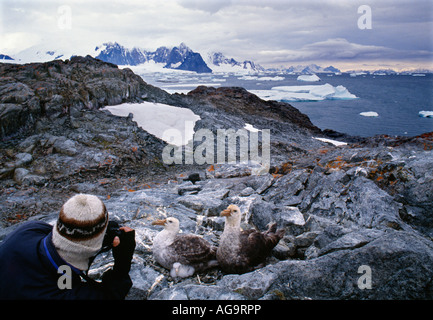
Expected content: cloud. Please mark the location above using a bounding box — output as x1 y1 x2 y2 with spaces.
258 38 433 66
0 32 41 55
176 0 233 14
0 0 432 70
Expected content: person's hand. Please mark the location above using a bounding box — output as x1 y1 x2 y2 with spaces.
112 226 134 247
111 226 136 275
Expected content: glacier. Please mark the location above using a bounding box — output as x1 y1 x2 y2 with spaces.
249 83 358 102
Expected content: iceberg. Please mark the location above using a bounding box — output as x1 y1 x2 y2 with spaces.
419 111 433 118
103 102 200 146
249 83 358 102
258 76 285 81
297 74 321 82
360 111 379 117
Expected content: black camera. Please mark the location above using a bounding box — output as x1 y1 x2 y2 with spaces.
101 220 123 252
87 221 124 269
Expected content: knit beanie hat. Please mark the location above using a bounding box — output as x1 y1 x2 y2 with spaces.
52 194 109 271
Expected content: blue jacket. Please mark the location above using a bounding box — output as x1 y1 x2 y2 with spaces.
0 221 132 300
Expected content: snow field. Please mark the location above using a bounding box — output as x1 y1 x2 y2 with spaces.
103 102 201 146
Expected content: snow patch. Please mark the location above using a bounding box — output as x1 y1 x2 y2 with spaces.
244 123 260 132
103 102 200 146
313 137 348 146
167 62 182 69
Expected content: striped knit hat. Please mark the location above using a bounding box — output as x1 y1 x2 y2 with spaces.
52 194 109 270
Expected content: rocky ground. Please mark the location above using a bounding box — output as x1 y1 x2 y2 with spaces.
1 57 432 300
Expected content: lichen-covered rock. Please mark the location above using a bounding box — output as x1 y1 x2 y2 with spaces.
0 56 172 137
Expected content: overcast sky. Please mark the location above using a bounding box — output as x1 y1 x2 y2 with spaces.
1 0 432 70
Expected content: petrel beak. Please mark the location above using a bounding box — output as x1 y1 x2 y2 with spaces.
221 208 232 217
152 219 167 226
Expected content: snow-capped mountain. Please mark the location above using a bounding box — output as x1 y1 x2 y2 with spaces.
323 66 341 73
4 42 212 74
94 42 212 73
206 52 265 73
94 43 148 66
3 40 99 64
5 47 67 64
163 43 211 73
3 43 431 76
94 43 265 74
2 42 340 75
282 64 341 74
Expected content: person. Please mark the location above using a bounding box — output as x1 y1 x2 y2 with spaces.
0 193 135 299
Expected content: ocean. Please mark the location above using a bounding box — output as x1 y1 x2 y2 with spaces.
138 71 433 138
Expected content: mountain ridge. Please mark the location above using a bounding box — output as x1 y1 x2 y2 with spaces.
2 43 432 74
94 42 212 73
205 51 265 73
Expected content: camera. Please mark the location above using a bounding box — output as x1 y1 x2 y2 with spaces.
87 221 124 269
101 220 123 252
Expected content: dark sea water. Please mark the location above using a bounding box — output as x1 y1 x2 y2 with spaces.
142 72 433 138
290 74 433 138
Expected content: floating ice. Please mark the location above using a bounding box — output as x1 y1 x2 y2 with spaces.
162 83 223 88
360 111 379 117
249 83 357 102
238 75 284 81
103 102 200 146
350 72 367 77
419 111 433 118
297 74 321 82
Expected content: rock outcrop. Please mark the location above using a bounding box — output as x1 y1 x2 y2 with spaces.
0 55 172 138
